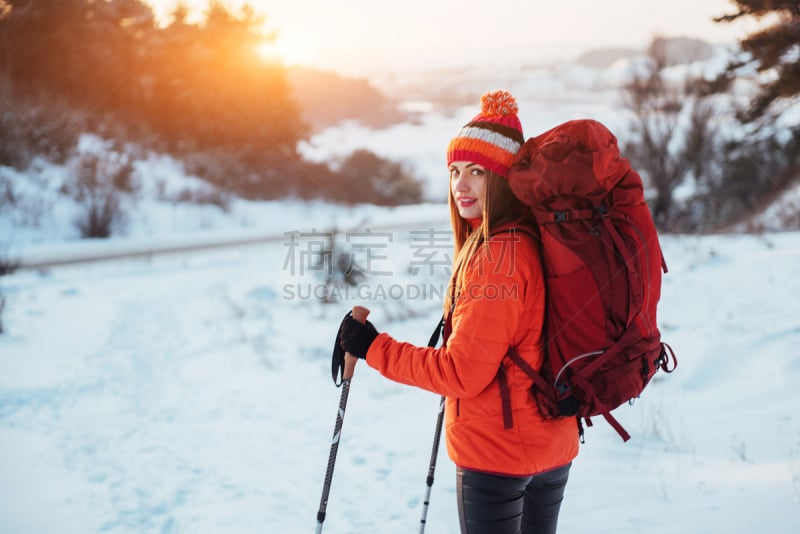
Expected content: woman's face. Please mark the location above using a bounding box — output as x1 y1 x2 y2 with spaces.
449 161 486 219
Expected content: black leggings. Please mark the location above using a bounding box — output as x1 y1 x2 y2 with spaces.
456 463 571 534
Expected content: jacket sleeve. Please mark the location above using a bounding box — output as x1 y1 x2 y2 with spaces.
366 235 532 398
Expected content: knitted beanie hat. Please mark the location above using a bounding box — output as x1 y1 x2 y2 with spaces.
447 90 524 178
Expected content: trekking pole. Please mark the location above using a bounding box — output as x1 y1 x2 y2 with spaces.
315 305 370 534
419 316 446 533
419 395 445 533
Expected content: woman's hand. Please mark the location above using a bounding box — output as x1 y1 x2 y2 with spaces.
338 313 378 360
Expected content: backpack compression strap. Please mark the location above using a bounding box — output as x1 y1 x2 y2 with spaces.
497 347 561 430
506 346 559 415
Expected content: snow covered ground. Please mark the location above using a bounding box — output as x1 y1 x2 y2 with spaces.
1 210 799 533
2 44 799 533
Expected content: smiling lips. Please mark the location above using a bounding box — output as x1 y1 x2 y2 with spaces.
458 197 477 207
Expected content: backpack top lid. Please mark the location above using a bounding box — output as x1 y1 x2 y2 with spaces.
508 119 643 211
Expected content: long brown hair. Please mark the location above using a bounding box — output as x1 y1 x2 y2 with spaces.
445 170 528 312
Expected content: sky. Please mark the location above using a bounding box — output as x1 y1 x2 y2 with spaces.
144 0 766 75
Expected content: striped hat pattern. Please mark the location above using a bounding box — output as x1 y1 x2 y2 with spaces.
447 90 524 178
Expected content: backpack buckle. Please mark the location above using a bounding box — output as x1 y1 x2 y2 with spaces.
556 382 571 395
554 211 568 223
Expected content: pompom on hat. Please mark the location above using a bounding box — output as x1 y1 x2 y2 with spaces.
447 90 524 178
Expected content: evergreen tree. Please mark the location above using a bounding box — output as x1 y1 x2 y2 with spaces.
0 0 154 114
715 0 800 120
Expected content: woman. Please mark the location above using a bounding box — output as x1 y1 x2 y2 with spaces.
338 90 579 534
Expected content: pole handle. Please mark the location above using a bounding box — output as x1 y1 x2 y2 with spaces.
343 305 370 380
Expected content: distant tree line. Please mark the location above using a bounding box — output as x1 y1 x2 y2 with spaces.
0 0 422 206
622 1 800 232
288 67 409 130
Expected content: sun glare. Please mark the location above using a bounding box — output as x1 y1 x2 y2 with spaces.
255 37 313 67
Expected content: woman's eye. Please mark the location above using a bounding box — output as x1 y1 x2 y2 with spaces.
449 168 459 179
471 168 484 176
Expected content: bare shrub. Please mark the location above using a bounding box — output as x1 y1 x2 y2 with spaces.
110 158 137 193
67 153 129 238
621 44 718 230
712 127 800 231
0 96 84 170
166 143 422 206
309 228 365 304
334 149 423 206
74 193 122 238
182 148 294 200
623 40 763 231
0 172 15 207
0 251 17 335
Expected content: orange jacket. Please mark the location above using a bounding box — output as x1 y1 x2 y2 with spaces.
367 228 579 475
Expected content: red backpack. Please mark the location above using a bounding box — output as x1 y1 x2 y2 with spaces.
505 119 677 442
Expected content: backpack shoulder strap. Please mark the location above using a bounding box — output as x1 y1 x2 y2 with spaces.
485 222 547 429
489 218 538 241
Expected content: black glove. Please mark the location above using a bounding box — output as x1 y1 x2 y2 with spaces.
339 313 378 360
